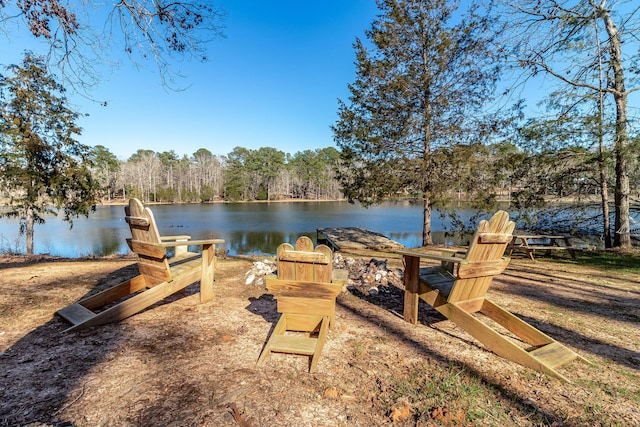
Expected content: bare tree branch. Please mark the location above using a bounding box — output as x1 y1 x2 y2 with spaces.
1 0 226 92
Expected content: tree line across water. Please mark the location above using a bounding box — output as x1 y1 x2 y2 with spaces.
92 145 345 203
89 139 640 208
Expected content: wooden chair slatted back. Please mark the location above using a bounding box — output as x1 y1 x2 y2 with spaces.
270 236 340 327
125 198 171 285
448 211 515 303
276 236 333 283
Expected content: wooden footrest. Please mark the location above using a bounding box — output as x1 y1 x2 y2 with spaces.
269 335 318 356
56 304 96 326
529 341 578 368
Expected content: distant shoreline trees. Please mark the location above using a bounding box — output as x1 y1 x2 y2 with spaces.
95 146 346 203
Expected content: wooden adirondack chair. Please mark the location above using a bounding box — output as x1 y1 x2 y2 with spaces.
257 236 347 373
399 210 590 382
56 198 224 332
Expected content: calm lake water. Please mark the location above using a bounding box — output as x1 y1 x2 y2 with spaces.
0 201 478 257
2 200 632 257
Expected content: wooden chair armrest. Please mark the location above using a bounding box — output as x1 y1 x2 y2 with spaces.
160 235 192 241
397 249 464 265
439 248 467 258
160 239 225 248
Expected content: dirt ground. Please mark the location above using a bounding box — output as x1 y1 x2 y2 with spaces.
0 251 638 426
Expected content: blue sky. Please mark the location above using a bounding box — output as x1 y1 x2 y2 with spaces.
3 1 380 160
4 2 637 161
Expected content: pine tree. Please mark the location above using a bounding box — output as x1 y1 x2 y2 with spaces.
0 52 99 255
332 0 503 245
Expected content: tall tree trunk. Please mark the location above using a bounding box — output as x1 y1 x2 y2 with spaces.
421 115 433 247
601 8 631 248
26 205 34 255
613 92 630 248
422 195 432 246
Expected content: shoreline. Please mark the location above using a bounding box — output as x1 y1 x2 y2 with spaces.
97 195 610 206
98 197 349 206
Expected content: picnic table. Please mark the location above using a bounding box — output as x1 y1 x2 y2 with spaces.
507 234 577 261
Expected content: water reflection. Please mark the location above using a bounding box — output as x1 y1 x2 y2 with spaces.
225 231 316 255
90 227 125 257
0 202 429 257
1 201 630 257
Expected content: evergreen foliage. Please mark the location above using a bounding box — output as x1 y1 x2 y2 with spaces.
0 52 99 254
332 0 505 245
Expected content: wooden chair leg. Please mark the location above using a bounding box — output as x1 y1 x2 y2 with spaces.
200 243 215 302
257 314 288 367
309 316 330 373
438 302 582 382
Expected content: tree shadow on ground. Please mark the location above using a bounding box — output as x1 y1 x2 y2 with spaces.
336 286 567 425
0 259 206 426
0 263 137 425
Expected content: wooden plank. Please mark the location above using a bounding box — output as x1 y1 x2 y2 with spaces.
56 303 95 325
314 245 333 283
317 227 404 251
477 232 513 244
199 244 215 303
279 251 328 264
397 250 463 265
277 243 296 280
268 335 318 355
452 297 484 314
169 257 202 278
265 278 342 298
160 235 192 241
137 262 172 285
295 236 315 252
161 238 225 247
125 216 150 228
456 258 510 279
310 316 330 373
257 315 287 367
283 314 324 332
77 275 148 310
480 299 554 346
276 296 335 318
419 266 455 281
127 239 167 259
418 274 454 294
529 342 578 368
64 267 202 332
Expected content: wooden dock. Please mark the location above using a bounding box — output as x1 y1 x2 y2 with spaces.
316 227 404 252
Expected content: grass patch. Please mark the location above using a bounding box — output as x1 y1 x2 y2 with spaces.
576 250 640 273
378 361 553 425
539 249 640 274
